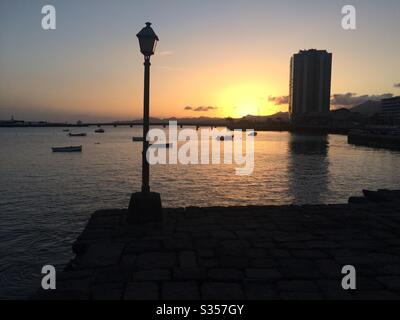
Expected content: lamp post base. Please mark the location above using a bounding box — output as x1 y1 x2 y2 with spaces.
128 192 163 224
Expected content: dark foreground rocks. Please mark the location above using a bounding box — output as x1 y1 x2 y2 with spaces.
34 194 400 300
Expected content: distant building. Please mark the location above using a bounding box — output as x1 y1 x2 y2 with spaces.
289 49 332 121
381 96 400 125
0 116 25 127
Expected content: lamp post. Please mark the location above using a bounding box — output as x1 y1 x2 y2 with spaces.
137 22 158 193
128 22 162 223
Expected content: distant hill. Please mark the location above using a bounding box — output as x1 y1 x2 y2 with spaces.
241 112 289 122
266 111 289 121
350 100 381 116
116 112 290 124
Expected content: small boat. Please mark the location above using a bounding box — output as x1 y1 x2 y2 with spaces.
132 137 144 142
150 143 173 148
62 129 70 132
95 128 105 133
216 135 234 141
69 133 87 137
52 146 82 153
248 131 258 136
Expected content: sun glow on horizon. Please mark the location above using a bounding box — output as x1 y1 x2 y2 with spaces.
215 83 285 118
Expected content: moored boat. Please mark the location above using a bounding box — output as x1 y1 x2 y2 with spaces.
52 146 82 153
132 137 144 142
216 135 234 141
150 143 173 148
95 128 105 133
69 133 87 137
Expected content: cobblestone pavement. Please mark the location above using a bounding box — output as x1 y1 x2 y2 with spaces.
35 200 400 300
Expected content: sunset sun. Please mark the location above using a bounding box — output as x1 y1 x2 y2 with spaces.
216 83 281 118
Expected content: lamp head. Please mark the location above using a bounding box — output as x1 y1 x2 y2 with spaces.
137 22 159 57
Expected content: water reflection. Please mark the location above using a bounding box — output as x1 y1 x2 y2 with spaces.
2 128 400 298
288 134 329 204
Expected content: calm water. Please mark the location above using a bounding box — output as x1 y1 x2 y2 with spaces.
1 127 400 298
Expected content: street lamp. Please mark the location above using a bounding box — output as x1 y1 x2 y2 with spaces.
137 22 159 58
128 22 162 224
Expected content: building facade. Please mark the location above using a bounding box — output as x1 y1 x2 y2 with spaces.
381 96 400 125
289 49 332 121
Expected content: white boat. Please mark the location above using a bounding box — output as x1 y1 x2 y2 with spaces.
52 146 82 153
216 135 234 141
69 133 87 137
150 143 173 148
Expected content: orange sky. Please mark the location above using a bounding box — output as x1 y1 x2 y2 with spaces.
0 0 399 122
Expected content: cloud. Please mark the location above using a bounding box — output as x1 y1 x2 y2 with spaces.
194 106 218 112
330 93 394 107
184 106 218 112
268 93 395 108
394 83 400 88
268 95 289 105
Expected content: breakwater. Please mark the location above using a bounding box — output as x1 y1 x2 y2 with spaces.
348 131 400 150
34 190 400 300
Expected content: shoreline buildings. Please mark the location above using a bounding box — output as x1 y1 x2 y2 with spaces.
381 96 400 125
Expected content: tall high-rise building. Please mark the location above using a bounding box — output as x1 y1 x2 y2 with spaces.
289 49 332 120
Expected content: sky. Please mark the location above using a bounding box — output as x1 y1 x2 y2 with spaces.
0 0 399 122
